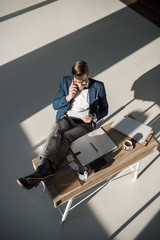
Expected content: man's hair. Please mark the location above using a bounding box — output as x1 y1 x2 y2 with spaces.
71 60 89 76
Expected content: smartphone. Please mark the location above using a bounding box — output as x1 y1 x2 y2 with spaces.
72 81 79 90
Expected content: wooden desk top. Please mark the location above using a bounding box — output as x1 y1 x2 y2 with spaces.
32 121 158 208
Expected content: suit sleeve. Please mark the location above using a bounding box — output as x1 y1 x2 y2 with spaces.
94 83 108 122
53 77 72 110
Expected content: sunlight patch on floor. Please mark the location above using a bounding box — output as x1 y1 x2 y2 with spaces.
20 104 55 155
0 0 125 65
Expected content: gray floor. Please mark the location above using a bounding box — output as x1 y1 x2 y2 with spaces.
0 1 160 240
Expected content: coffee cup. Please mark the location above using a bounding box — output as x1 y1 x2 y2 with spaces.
122 140 133 151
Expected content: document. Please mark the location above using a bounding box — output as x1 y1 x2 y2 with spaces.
70 127 117 166
111 116 152 144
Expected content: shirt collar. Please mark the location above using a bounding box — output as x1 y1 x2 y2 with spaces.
84 78 89 89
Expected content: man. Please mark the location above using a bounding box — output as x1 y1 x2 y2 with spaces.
17 60 108 190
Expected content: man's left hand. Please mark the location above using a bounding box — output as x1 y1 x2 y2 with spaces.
81 114 94 123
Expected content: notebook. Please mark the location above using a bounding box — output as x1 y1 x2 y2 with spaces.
111 116 152 144
70 127 117 166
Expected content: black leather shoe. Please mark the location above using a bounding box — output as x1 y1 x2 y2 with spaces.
17 177 39 190
17 165 54 190
25 165 54 182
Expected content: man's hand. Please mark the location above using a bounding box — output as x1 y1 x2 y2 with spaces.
81 114 94 123
66 82 78 102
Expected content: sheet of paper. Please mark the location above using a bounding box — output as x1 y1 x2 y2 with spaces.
69 161 79 171
111 116 152 143
66 154 74 163
70 127 117 166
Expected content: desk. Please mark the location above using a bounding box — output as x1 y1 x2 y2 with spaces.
32 120 158 223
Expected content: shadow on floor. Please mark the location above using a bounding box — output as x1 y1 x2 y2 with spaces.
108 192 160 240
135 210 160 240
0 0 58 22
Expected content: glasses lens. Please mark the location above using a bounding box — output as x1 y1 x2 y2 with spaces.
73 80 87 85
81 81 87 85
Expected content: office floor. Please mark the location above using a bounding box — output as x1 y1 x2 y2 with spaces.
0 1 160 240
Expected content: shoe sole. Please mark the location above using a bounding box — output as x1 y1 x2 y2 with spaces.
26 173 54 181
17 179 35 190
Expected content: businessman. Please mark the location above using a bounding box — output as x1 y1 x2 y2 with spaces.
17 60 108 190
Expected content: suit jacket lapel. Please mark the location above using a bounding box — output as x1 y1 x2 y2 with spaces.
88 78 96 106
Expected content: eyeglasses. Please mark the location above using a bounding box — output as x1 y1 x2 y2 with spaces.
73 78 88 86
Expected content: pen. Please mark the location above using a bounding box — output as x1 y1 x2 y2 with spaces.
75 151 81 156
90 142 99 153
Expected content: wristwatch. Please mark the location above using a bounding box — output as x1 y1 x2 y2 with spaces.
92 113 97 121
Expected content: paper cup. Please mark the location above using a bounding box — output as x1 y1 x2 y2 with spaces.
78 171 88 180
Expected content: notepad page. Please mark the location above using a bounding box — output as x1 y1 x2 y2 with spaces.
70 135 99 166
70 127 117 166
111 116 152 143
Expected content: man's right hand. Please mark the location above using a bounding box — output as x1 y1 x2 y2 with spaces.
66 82 78 102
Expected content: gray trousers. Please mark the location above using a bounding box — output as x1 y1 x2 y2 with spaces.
41 116 93 171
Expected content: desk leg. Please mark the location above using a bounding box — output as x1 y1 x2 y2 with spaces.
133 161 140 181
61 199 73 224
43 185 46 193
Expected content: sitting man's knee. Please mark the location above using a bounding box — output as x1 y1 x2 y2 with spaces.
63 132 73 145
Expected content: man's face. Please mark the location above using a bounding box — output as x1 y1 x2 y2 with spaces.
73 74 89 90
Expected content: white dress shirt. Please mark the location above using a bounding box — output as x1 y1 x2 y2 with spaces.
67 80 89 119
